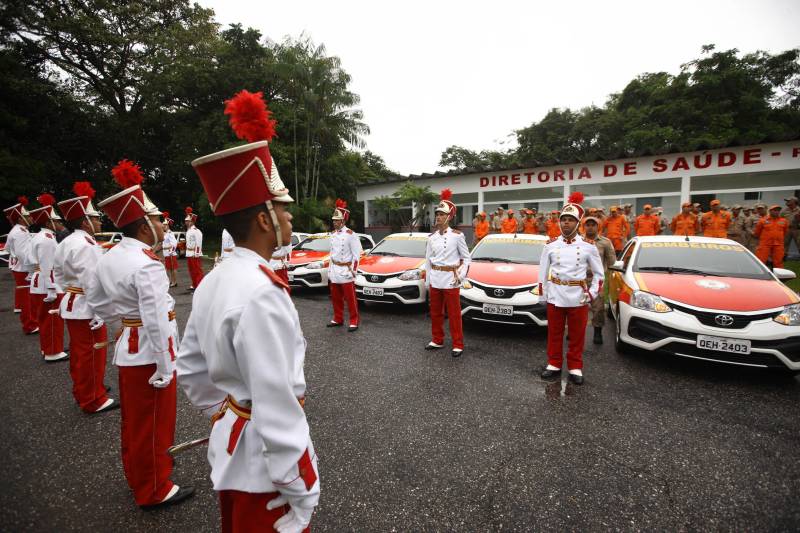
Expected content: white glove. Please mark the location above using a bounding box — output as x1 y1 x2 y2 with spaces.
579 292 591 305
267 496 314 533
43 291 57 303
25 272 32 281
148 370 173 389
89 316 104 330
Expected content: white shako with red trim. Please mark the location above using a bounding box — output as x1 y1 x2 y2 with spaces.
328 199 362 283
179 90 319 530
27 194 63 298
539 192 604 307
4 196 35 274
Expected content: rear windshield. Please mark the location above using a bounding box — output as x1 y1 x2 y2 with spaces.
634 241 771 279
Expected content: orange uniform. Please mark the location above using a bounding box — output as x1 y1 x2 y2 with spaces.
754 215 788 268
670 213 699 236
545 218 561 239
602 215 630 251
501 217 518 234
634 214 660 236
701 211 731 238
474 220 490 241
522 218 538 234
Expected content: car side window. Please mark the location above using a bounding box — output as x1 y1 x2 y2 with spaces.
359 237 372 250
621 242 636 269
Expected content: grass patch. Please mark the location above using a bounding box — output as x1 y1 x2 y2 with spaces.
783 260 800 293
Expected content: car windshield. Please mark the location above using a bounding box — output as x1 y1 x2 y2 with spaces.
295 236 331 252
369 236 427 257
634 241 771 279
472 238 545 264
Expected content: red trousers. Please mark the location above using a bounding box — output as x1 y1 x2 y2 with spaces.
546 303 589 370
164 256 178 271
219 490 309 533
32 293 64 356
118 364 177 506
66 319 110 412
329 282 359 326
187 257 205 288
429 287 464 350
13 271 38 333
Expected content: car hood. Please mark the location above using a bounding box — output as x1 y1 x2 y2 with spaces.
467 261 539 287
290 250 329 265
635 273 799 311
359 255 424 274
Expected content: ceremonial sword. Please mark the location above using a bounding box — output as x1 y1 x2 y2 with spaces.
168 437 209 456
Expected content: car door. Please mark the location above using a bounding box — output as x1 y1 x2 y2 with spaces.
609 240 636 306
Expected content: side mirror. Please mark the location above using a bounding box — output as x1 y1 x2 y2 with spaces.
609 260 625 273
773 268 797 281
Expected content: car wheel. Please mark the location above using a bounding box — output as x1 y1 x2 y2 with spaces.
614 305 632 355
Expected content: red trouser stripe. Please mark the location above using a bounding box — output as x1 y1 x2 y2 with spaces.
118 364 176 506
14 271 38 333
329 282 359 326
546 303 589 370
429 287 464 350
66 319 110 412
219 490 308 533
35 293 64 356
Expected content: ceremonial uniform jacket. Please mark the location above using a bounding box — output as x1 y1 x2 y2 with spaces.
221 229 235 259
539 234 604 308
186 226 203 258
424 227 471 290
162 231 178 257
7 224 34 273
177 247 320 504
701 211 731 238
87 237 178 375
54 229 104 320
269 244 291 271
29 228 60 296
328 226 362 284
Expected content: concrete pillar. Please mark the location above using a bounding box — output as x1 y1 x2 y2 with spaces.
680 175 691 206
478 190 484 214
363 199 370 228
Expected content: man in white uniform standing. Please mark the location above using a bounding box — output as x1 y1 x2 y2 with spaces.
185 207 204 290
179 89 319 533
161 213 179 287
4 197 38 334
327 199 362 331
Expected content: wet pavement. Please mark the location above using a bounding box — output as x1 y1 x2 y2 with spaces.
1 263 799 531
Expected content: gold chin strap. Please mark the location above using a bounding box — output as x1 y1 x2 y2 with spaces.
265 200 283 253
144 215 159 250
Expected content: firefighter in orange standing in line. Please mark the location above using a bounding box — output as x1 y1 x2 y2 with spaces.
522 209 539 234
670 202 700 236
700 199 731 238
474 212 490 244
602 206 629 255
545 210 561 239
754 205 789 268
634 204 661 236
501 209 518 234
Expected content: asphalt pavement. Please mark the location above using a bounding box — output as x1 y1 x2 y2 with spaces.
1 262 799 532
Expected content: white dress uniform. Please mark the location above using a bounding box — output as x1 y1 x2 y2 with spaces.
424 227 471 289
54 229 104 320
86 237 179 379
29 228 60 297
220 229 235 259
162 230 178 258
539 235 605 306
327 227 362 283
186 226 203 257
177 247 319 504
7 223 34 275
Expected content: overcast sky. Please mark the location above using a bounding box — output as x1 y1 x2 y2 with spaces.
200 0 799 175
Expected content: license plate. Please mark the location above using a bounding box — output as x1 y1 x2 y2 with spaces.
482 303 513 316
696 334 751 355
363 287 384 296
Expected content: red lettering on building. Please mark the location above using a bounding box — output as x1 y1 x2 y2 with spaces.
672 157 690 171
578 167 591 179
652 159 667 172
718 152 736 167
553 169 565 181
538 172 549 183
499 175 509 186
743 148 761 165
693 153 712 169
511 173 521 185
793 147 800 158
525 172 535 183
604 164 617 177
479 177 489 188
623 162 637 175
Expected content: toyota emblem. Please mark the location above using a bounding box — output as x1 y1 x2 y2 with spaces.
493 288 505 297
714 314 734 327
371 275 380 282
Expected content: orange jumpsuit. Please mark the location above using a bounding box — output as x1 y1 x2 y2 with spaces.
754 215 788 268
701 211 731 238
474 220 490 242
634 215 660 236
501 217 518 234
670 213 699 236
545 218 561 239
602 215 630 251
522 218 538 234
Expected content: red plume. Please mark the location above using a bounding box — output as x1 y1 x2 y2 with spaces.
73 181 96 199
162 211 170 219
224 90 277 143
185 207 193 215
440 188 453 201
335 198 347 209
568 191 585 205
111 159 144 188
18 196 29 206
37 193 56 207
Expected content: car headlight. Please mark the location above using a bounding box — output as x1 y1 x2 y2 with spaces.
630 290 672 313
398 268 423 281
530 285 541 296
461 279 473 289
307 260 328 269
774 303 800 326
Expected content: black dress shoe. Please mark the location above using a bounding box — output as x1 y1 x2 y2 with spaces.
140 485 195 510
540 368 561 380
326 321 342 328
568 373 584 385
593 327 603 345
451 349 463 357
92 399 120 414
424 342 443 350
348 325 359 332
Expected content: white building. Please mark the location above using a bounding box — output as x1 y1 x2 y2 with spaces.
357 141 800 242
